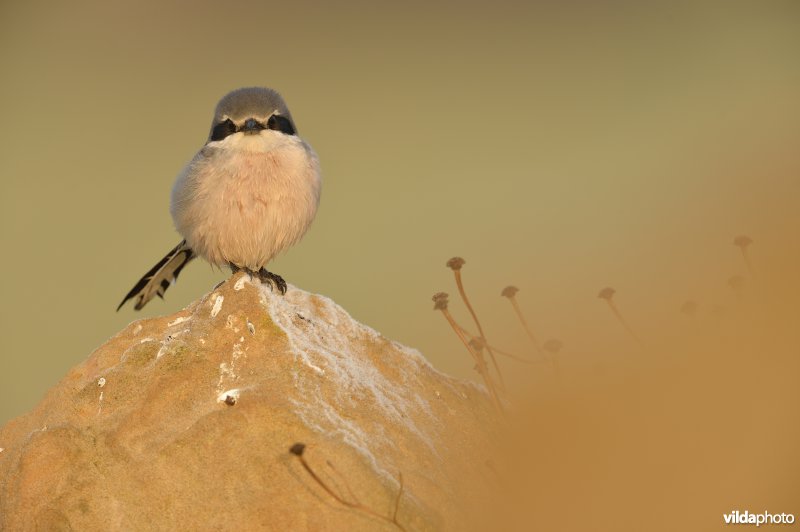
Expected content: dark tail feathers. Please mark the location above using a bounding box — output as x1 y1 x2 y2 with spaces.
117 240 196 311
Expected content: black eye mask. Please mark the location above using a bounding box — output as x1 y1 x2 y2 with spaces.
210 119 237 141
267 114 296 136
210 115 296 141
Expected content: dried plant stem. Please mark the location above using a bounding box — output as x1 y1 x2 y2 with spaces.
438 307 504 414
290 444 407 531
328 460 404 529
326 460 359 503
452 269 506 390
453 322 546 364
542 340 564 379
734 236 755 278
739 248 754 277
507 295 544 357
604 300 645 348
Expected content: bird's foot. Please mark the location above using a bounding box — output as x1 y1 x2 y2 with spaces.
218 263 247 289
256 268 287 295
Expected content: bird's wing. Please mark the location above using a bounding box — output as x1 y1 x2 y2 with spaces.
117 240 196 311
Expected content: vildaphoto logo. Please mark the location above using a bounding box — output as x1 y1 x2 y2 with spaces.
724 510 796 526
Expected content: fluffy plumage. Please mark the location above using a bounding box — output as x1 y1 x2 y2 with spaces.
118 87 321 311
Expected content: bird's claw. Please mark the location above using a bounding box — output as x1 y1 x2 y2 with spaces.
257 268 287 295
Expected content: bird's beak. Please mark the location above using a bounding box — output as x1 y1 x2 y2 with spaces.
241 118 266 135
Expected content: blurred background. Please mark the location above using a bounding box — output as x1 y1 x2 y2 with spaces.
1 2 799 528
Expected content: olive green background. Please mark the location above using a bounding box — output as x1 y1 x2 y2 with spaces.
1 0 799 430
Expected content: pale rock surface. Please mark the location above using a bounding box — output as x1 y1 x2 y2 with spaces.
0 273 497 531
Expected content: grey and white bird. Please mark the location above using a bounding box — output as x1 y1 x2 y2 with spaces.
118 87 321 311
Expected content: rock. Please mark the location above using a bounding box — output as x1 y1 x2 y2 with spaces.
0 273 497 531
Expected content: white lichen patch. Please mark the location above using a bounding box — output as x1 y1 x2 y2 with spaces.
0 447 4 453
167 316 191 327
218 362 235 387
233 274 251 291
289 395 386 475
259 284 448 479
156 329 190 359
304 360 325 376
96 377 107 414
210 295 224 318
216 336 247 394
225 314 240 332
132 323 143 336
216 388 241 404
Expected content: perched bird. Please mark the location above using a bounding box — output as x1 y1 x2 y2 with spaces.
118 87 322 311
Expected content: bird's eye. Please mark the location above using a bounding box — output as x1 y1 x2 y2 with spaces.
210 119 236 141
267 114 296 136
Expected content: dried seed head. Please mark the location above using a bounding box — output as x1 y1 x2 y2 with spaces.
289 443 306 456
501 285 519 298
446 257 465 271
728 275 745 291
432 292 449 310
543 339 563 354
680 300 697 316
598 287 616 300
733 235 753 249
469 337 486 352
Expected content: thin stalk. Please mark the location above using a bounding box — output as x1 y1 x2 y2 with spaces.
734 236 755 278
507 295 544 356
454 322 546 364
452 269 506 391
290 444 407 531
739 248 754 277
605 300 645 348
440 307 504 415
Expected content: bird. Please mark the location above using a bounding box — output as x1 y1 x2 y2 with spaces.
117 87 322 311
